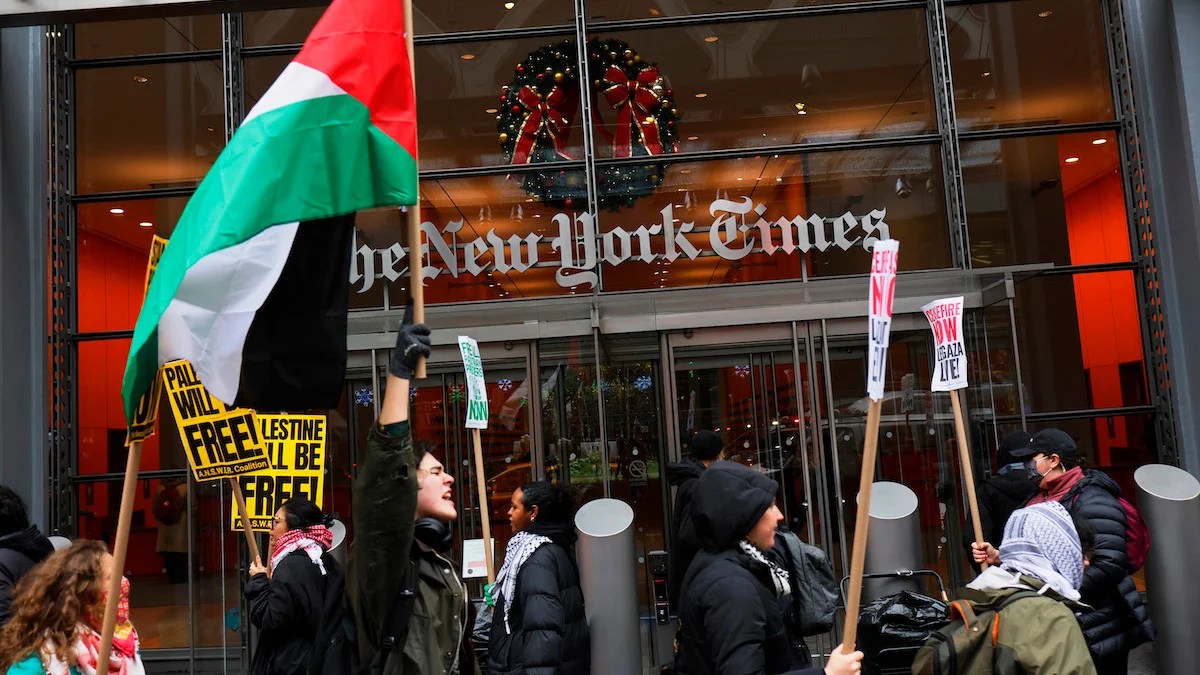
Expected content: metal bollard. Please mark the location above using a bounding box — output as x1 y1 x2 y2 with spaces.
327 518 348 571
862 481 923 602
576 499 641 675
1134 464 1200 671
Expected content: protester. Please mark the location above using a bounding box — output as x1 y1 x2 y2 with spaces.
675 460 862 675
347 307 480 675
975 431 1039 549
487 481 588 674
1003 428 1153 674
666 430 723 606
919 502 1096 674
0 539 145 675
245 498 342 675
0 486 53 627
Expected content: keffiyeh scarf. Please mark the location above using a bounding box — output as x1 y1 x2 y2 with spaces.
998 501 1083 601
739 540 791 597
270 525 334 575
46 577 145 675
495 530 551 632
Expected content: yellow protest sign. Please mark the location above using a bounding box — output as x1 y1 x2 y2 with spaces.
161 360 270 481
126 235 171 446
231 414 327 532
143 235 168 294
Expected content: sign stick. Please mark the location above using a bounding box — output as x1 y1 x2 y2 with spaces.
230 478 262 564
402 0 425 379
841 399 882 652
96 440 143 674
950 390 987 568
471 428 495 583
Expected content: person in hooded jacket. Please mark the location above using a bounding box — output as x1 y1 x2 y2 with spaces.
487 481 588 675
676 460 863 675
965 431 1039 572
997 428 1153 675
0 486 53 628
245 498 343 675
666 430 723 606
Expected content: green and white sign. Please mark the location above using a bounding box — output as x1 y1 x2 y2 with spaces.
458 336 489 430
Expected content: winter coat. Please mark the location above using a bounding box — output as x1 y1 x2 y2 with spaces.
667 458 705 606
0 527 53 627
977 471 1038 548
348 422 479 675
486 535 589 675
1026 469 1154 658
676 462 821 675
245 550 343 675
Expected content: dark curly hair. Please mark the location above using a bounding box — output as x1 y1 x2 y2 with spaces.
0 486 30 537
0 540 108 670
518 481 578 527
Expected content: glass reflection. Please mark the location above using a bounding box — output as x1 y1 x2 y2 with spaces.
75 16 222 59
586 0 892 20
540 338 604 503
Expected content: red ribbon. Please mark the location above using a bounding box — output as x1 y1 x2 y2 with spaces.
512 85 575 164
601 65 664 158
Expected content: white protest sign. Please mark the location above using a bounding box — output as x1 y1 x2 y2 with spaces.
458 336 489 430
867 239 899 401
461 538 496 579
922 296 967 392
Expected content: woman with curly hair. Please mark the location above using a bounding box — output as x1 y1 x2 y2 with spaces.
0 539 145 675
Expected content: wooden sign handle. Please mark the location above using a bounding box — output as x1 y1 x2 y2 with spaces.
950 390 987 569
471 428 495 583
842 399 882 652
402 0 425 379
230 478 262 564
97 440 143 674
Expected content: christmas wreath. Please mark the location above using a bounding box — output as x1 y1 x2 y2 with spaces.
496 38 681 211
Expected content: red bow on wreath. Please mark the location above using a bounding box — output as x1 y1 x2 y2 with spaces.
513 85 575 164
601 65 664 158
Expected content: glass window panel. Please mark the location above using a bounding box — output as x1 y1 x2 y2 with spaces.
598 146 950 291
540 337 604 504
592 10 934 157
949 0 1114 130
963 131 1130 267
1012 270 1147 413
76 61 225 194
243 5 327 46
74 16 222 59
586 0 892 20
993 413 1157 490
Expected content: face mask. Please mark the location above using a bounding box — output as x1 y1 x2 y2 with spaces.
1026 458 1047 483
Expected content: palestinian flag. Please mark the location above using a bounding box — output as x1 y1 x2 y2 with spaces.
121 0 417 424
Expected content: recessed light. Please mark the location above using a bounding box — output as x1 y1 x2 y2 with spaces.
776 177 783 182
460 53 476 61
132 75 148 84
680 169 692 174
686 135 699 141
704 36 719 43
109 208 125 215
504 1 515 8
694 92 708 99
139 221 153 228
1092 138 1107 145
1038 10 1053 17
736 177 744 181
485 107 498 114
1065 156 1080 163
982 71 991 78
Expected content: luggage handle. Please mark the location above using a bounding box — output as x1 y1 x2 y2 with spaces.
838 569 949 607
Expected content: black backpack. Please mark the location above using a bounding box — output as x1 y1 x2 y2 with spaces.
314 559 420 675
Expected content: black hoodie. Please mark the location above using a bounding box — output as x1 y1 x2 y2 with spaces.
0 526 53 627
667 457 706 605
973 468 1039 550
675 462 820 675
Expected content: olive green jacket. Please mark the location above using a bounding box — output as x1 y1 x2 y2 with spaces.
348 422 479 675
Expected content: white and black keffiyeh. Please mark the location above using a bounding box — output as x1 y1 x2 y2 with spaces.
739 540 791 597
495 530 552 631
998 501 1083 601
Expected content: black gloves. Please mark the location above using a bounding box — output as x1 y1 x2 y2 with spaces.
389 302 431 380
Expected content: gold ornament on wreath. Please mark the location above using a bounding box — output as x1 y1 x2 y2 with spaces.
496 38 681 211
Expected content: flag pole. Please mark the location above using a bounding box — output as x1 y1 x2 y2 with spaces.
96 440 143 674
230 478 262 564
471 428 496 583
950 390 987 568
402 0 426 379
841 399 882 652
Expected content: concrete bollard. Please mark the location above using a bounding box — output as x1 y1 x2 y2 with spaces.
576 499 641 675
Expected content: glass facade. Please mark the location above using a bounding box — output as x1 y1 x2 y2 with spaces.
54 0 1167 671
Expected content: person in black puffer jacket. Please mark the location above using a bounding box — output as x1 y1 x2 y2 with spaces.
676 461 863 675
666 430 724 607
245 498 344 675
487 481 588 675
0 485 53 628
1012 429 1154 675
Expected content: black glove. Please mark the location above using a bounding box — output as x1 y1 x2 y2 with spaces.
389 302 431 380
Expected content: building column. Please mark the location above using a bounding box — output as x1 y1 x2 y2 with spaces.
1123 0 1200 474
0 26 49 528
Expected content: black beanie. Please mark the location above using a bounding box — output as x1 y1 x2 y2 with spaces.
688 430 724 461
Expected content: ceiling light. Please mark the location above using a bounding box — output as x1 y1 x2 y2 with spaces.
1092 138 1107 145
776 177 783 182
132 75 148 84
485 107 498 114
982 71 991 78
460 53 476 61
704 36 719 43
504 1 515 8
1065 156 1080 163
139 221 153 228
694 92 708 99
109 208 125 215
794 102 807 115
1038 10 1053 17
686 135 699 141
680 169 692 174
736 177 744 181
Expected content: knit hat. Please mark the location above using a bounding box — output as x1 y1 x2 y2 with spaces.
998 501 1083 600
688 431 724 461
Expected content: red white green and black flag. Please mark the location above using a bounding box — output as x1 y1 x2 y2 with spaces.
121 0 418 423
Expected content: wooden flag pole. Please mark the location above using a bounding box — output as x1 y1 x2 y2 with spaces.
96 440 144 674
402 0 426 379
471 428 496 583
950 390 987 569
230 478 262 564
841 399 882 653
